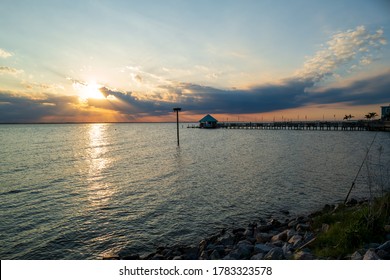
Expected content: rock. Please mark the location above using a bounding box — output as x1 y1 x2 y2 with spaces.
232 228 246 235
210 250 221 260
271 230 288 242
244 223 257 237
376 250 390 260
264 247 285 260
151 254 165 260
296 223 310 232
288 235 303 246
286 229 297 239
200 251 208 260
294 251 315 260
363 249 381 260
102 254 120 260
377 240 390 252
173 256 183 260
303 231 315 241
251 253 264 260
213 245 226 254
347 198 358 206
351 250 364 260
254 243 273 254
181 246 198 260
282 242 293 256
270 219 282 227
236 240 253 258
322 204 333 212
199 239 207 253
257 224 274 232
218 233 235 246
384 225 390 233
255 232 273 243
271 240 285 247
364 243 381 249
321 223 330 233
288 220 299 228
223 254 236 260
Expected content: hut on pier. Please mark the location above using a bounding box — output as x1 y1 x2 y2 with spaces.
199 114 218 128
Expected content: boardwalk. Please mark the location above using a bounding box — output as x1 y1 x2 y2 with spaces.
188 121 390 131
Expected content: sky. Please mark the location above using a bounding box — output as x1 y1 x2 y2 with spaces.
0 0 389 123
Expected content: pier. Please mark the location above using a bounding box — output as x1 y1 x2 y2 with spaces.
188 121 390 131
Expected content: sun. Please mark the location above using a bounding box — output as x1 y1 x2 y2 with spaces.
81 81 105 99
73 80 105 101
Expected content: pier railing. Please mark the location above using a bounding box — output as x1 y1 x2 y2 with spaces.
188 121 390 131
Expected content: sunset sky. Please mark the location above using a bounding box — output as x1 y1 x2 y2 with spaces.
1 0 389 123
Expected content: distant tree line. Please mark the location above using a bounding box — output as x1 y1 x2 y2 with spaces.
343 112 378 121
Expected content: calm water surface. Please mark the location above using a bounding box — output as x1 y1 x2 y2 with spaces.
1 123 389 259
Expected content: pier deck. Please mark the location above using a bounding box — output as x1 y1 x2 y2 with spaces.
188 121 390 131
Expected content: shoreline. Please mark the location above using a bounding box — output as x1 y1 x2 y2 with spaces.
105 197 390 260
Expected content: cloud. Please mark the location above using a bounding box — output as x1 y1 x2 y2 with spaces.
1 69 389 123
0 26 387 122
0 91 79 123
0 48 12 58
97 69 390 116
0 66 23 75
295 26 387 82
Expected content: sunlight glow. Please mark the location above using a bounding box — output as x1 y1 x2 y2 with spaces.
75 81 105 100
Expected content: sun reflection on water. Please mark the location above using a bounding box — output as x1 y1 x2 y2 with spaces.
87 124 114 207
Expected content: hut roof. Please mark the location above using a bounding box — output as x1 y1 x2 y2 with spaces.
199 114 218 123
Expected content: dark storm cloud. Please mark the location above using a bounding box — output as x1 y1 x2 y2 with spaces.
306 72 390 106
100 70 390 116
0 92 78 123
1 70 389 123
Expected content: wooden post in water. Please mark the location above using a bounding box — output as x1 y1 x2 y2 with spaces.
173 107 181 146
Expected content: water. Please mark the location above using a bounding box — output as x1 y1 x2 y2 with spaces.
1 123 389 259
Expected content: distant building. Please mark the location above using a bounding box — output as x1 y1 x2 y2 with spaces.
381 105 390 121
199 114 218 128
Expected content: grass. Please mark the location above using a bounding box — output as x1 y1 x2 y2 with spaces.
309 193 390 259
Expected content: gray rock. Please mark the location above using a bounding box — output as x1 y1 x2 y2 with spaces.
250 253 264 260
288 235 303 246
286 229 297 239
151 254 165 260
200 251 208 260
218 233 235 246
254 243 273 254
264 247 285 260
199 239 207 253
293 251 315 260
377 240 390 252
351 250 364 260
364 243 381 249
213 245 226 254
223 254 236 260
271 230 288 242
236 240 253 258
376 250 390 260
296 223 310 232
288 220 299 228
210 250 221 260
363 249 381 260
206 243 216 251
282 242 293 256
173 256 183 260
254 232 271 243
270 240 285 247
